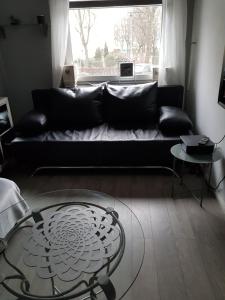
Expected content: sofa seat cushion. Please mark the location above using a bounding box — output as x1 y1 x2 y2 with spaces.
103 82 158 125
12 123 159 142
48 87 103 129
9 124 181 166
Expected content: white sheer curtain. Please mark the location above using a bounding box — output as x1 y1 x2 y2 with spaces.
158 0 187 86
49 0 70 88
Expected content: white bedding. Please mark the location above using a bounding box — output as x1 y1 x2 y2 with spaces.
0 178 29 238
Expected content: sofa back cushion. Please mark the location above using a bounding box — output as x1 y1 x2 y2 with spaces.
48 87 103 129
103 82 158 126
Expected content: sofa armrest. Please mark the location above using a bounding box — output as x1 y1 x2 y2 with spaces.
159 106 193 134
16 110 48 136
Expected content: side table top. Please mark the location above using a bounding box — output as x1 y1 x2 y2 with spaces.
171 143 223 164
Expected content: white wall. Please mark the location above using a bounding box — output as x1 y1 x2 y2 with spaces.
187 0 225 202
0 0 52 122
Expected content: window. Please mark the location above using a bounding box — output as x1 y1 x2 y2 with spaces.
69 1 162 83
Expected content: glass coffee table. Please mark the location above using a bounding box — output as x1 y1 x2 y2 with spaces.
170 144 223 207
0 189 145 300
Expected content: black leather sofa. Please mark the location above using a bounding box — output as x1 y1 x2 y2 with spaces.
9 82 193 167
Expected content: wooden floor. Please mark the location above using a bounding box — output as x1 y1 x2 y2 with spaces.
2 167 225 300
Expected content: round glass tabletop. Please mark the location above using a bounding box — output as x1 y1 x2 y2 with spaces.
170 143 223 164
0 189 145 300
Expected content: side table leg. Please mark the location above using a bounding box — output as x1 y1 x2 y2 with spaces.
171 157 176 198
200 166 205 207
200 178 204 207
208 163 213 188
200 163 212 207
180 160 184 185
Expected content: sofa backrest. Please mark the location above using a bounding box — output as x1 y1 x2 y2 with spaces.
32 84 184 113
32 89 53 114
157 85 184 108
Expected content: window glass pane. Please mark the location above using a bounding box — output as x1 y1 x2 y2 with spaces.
69 5 162 81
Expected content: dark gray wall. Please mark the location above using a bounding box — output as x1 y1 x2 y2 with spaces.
0 51 6 95
0 76 6 96
0 0 52 122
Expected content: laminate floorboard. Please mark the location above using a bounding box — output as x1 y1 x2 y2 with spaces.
1 168 225 300
149 197 189 300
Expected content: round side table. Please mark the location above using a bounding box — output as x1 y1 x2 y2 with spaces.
170 144 223 207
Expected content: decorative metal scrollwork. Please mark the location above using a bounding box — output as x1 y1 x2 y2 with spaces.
0 202 125 300
24 207 120 281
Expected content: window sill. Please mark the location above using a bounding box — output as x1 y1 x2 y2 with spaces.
76 75 158 85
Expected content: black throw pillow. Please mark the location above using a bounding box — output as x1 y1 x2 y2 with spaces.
159 106 193 134
103 82 158 125
48 87 103 129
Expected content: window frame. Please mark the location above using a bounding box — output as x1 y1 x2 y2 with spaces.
69 0 162 84
69 0 162 9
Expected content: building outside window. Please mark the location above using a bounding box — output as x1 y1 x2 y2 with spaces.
69 1 162 83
